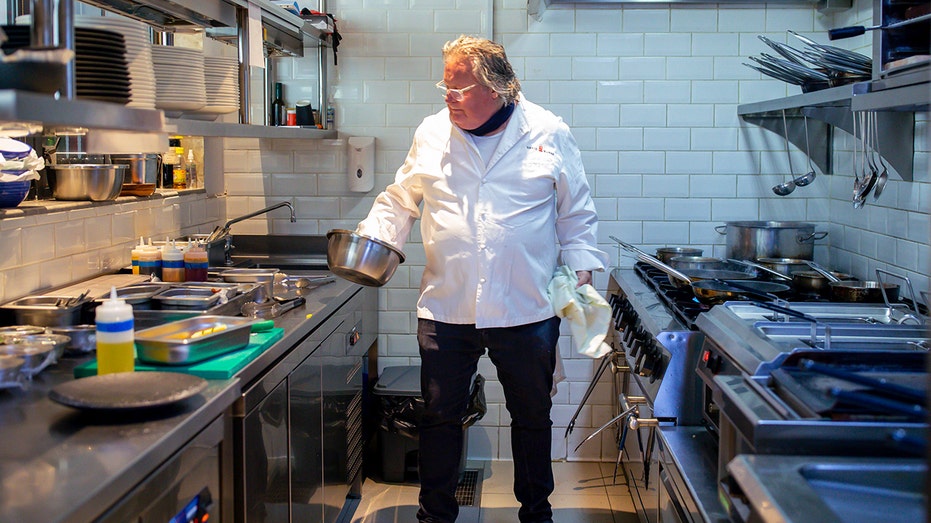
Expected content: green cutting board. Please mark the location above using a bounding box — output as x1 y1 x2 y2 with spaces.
74 328 284 380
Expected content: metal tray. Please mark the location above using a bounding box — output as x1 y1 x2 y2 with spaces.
135 315 257 365
151 287 222 309
0 295 89 327
220 268 278 283
96 283 170 307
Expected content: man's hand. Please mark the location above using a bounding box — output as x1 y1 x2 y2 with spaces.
575 270 592 288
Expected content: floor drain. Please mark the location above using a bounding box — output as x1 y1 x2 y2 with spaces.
455 468 482 506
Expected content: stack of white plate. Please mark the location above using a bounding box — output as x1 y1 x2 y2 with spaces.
198 56 240 115
150 46 207 113
16 14 156 109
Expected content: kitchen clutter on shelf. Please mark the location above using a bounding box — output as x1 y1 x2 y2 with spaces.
745 30 871 92
0 137 45 208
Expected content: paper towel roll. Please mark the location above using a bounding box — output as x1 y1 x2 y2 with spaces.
348 136 375 193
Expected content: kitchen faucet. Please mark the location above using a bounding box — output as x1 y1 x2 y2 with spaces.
206 201 296 264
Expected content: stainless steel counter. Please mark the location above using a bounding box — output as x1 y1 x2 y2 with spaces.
0 274 362 522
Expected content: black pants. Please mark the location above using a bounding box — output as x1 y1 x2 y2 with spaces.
415 317 560 523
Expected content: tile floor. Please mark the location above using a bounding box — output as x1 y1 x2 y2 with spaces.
350 460 641 523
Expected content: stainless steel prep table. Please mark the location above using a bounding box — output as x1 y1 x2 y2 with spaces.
0 274 362 522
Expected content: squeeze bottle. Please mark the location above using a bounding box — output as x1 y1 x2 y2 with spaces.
184 240 209 282
130 236 145 275
138 239 162 279
96 286 135 375
162 239 185 282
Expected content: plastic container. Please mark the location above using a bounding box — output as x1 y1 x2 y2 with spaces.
185 149 197 189
95 286 135 375
184 241 209 282
130 237 146 275
138 241 162 279
162 240 184 282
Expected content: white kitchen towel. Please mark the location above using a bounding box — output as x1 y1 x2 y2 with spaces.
547 265 612 359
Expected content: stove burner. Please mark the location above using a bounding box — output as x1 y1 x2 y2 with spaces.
633 262 834 329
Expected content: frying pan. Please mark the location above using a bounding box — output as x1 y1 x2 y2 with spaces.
691 279 791 305
806 261 900 303
610 236 757 288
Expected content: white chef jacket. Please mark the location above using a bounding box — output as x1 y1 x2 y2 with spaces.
357 95 609 328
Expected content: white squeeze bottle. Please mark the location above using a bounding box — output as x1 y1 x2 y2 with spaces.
96 286 135 375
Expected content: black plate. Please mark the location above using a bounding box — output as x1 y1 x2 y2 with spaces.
49 371 207 410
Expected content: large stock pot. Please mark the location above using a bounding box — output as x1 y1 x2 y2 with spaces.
715 221 827 261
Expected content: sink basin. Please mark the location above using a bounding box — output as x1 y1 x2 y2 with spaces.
799 462 926 523
726 455 927 523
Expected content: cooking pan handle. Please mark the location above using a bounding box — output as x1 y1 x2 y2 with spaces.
635 253 692 284
609 235 649 257
714 279 782 302
796 231 828 243
714 225 727 235
875 268 920 319
804 260 842 283
727 259 793 281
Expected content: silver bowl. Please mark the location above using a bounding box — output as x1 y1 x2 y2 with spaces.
0 342 55 374
2 333 70 361
0 354 25 383
326 229 405 287
47 164 127 201
49 325 96 353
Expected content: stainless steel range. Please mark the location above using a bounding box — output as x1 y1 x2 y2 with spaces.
605 264 929 523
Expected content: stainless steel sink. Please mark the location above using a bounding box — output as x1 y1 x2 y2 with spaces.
753 321 930 350
799 462 926 523
726 455 927 523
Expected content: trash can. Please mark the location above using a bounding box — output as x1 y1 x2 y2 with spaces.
373 365 485 483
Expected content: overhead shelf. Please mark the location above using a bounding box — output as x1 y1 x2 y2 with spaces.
167 119 336 139
0 90 165 132
737 79 922 181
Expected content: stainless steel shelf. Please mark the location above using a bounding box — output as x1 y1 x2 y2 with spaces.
0 90 165 132
167 119 336 139
737 82 919 181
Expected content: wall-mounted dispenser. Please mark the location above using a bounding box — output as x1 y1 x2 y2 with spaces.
347 136 375 193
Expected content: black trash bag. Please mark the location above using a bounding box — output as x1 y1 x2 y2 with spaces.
379 374 486 440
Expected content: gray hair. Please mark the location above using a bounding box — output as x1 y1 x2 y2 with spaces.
442 35 521 105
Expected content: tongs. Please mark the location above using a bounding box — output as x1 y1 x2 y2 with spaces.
241 296 306 319
56 289 89 308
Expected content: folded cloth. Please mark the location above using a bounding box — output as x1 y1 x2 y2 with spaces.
547 265 612 359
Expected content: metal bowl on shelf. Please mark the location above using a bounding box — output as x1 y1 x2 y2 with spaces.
46 164 127 201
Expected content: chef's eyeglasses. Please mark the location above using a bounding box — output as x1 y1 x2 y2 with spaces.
435 81 476 102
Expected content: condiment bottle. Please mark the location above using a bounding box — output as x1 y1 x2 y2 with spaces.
130 236 146 275
138 240 162 279
162 239 185 282
96 286 135 375
186 148 197 189
172 142 187 189
184 240 209 282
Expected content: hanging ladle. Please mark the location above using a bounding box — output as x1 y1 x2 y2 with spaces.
792 114 816 187
872 112 889 200
772 110 796 196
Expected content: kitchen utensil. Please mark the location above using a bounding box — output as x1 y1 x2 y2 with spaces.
48 371 208 411
326 229 405 287
828 13 931 40
829 279 900 303
242 296 306 319
49 324 96 353
871 112 889 200
805 260 843 282
135 315 256 364
727 259 793 281
273 273 336 288
46 164 127 201
654 246 703 263
790 270 855 296
668 256 730 271
0 342 56 377
690 279 790 305
0 354 25 383
715 221 826 261
773 111 796 196
0 295 88 327
792 115 816 187
756 257 812 277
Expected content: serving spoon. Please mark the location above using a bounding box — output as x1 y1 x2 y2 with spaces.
772 110 796 196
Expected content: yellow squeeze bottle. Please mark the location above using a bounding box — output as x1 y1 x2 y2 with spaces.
96 286 135 375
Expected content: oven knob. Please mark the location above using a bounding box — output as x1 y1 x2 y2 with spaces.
706 351 723 374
